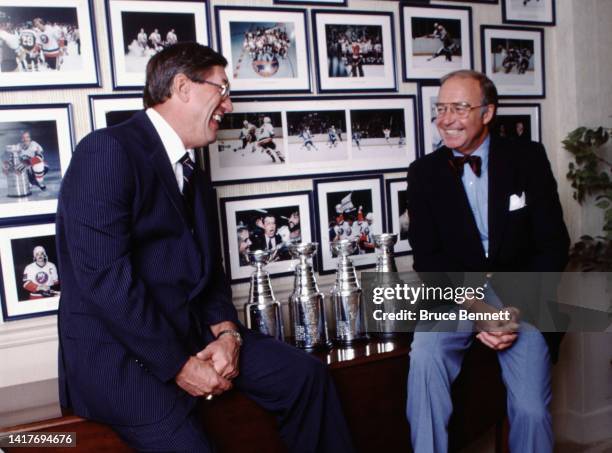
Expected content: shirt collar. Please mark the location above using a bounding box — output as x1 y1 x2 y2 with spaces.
452 134 490 172
146 108 194 164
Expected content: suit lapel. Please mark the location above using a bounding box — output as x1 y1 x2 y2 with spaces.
488 136 513 262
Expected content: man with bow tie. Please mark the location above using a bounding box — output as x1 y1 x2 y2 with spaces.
56 42 354 452
405 70 569 453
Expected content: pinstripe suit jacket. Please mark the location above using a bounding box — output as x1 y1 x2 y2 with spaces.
55 111 238 426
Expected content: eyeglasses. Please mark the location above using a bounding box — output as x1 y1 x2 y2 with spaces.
434 102 486 118
197 79 231 98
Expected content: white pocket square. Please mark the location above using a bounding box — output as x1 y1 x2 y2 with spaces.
509 192 526 211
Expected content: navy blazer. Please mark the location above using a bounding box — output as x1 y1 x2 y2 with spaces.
406 135 570 360
56 111 238 426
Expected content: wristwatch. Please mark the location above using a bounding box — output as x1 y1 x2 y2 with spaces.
217 329 243 346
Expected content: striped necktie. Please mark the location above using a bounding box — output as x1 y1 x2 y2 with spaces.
179 152 195 224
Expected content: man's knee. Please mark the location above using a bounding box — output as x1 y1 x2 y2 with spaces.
512 400 549 427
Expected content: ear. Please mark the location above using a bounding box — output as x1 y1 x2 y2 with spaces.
171 73 191 103
482 104 496 126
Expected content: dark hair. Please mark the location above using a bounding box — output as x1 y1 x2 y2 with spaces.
440 70 498 114
143 42 227 108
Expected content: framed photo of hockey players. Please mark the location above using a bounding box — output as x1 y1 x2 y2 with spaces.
418 83 443 155
494 103 541 142
0 0 100 91
311 9 397 93
400 3 473 81
214 6 311 95
207 95 417 184
313 174 385 274
385 177 411 255
220 191 314 283
0 104 74 222
0 222 59 320
481 25 545 98
89 93 143 130
105 0 209 90
502 0 555 26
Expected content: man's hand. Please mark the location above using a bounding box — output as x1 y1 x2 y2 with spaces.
476 331 518 351
175 356 232 397
197 322 241 380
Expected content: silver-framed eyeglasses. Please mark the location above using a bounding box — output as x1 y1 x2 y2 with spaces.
434 102 486 118
198 79 231 98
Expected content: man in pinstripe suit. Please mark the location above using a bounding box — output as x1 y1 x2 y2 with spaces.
56 43 354 452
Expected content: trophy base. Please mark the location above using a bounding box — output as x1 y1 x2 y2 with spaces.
295 340 333 351
332 335 369 347
369 331 401 340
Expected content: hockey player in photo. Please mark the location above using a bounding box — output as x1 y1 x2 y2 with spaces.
299 127 318 151
235 120 257 153
149 28 162 52
352 129 362 150
18 22 41 72
137 28 147 50
33 18 63 70
166 28 178 46
18 130 48 191
255 116 285 164
22 245 60 300
383 126 391 144
349 40 364 77
426 23 456 62
327 125 339 148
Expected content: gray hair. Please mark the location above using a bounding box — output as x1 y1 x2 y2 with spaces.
440 70 498 116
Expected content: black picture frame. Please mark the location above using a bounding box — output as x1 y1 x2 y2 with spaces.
313 174 386 274
205 95 418 185
502 0 556 26
0 0 100 91
105 0 211 90
400 2 474 82
494 102 542 142
385 177 411 256
88 93 142 130
480 24 546 98
219 190 315 283
311 9 398 93
417 82 442 156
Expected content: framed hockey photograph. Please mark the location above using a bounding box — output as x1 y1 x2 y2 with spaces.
207 95 417 184
89 93 143 130
214 6 311 95
311 9 397 93
502 0 555 26
219 191 314 283
0 104 74 222
105 0 209 90
481 25 545 98
400 3 473 81
385 177 411 255
0 0 100 91
418 84 443 155
494 103 541 142
0 222 59 320
313 174 385 273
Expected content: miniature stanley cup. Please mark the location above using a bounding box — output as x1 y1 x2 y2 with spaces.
244 250 284 342
288 242 330 350
330 239 366 345
374 233 398 272
3 145 31 198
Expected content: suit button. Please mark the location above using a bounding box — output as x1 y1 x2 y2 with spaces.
485 272 493 279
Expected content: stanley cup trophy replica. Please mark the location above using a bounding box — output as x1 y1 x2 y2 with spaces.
288 242 330 350
372 233 400 338
330 239 366 345
244 250 284 342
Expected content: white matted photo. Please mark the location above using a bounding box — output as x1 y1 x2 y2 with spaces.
314 175 384 273
419 84 443 155
385 177 410 255
220 191 313 282
208 95 417 184
89 93 142 130
481 25 545 98
106 0 209 90
401 4 473 81
494 103 541 142
502 0 555 26
0 104 74 220
214 6 311 94
0 0 99 90
0 222 59 320
312 9 396 93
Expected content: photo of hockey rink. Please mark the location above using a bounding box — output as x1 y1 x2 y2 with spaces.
0 120 62 204
0 6 82 73
349 108 409 159
324 23 385 78
215 111 286 168
410 17 463 70
286 110 348 163
229 21 298 80
120 11 196 73
490 38 535 86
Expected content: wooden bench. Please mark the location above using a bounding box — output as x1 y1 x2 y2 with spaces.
1 335 507 452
